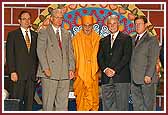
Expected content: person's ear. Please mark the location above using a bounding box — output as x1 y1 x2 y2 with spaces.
18 19 21 24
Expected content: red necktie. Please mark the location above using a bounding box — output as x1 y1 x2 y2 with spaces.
56 30 62 49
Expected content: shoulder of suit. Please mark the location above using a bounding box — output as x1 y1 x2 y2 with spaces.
8 28 20 35
145 32 157 41
30 29 37 34
119 32 129 37
148 36 158 44
141 33 159 46
38 27 49 34
61 28 70 34
100 34 110 42
30 30 38 37
118 32 132 40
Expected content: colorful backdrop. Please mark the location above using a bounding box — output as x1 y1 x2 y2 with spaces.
3 3 165 110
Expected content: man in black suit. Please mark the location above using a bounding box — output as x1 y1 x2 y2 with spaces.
97 15 132 111
6 11 38 111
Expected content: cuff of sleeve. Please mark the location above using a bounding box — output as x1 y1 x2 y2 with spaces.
113 67 118 74
103 68 108 73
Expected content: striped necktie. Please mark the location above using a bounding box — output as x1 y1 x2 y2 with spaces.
25 31 31 51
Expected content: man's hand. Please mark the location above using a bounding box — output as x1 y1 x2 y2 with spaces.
69 70 75 80
104 68 116 77
44 68 51 77
11 72 18 82
144 76 152 84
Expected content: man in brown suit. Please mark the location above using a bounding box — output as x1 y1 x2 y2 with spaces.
37 9 75 111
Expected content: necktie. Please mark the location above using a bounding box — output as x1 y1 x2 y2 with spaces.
135 36 140 46
111 34 114 48
56 30 62 49
25 31 31 51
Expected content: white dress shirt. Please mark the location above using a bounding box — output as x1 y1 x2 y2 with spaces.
110 30 119 48
103 30 119 73
20 27 31 43
52 25 62 41
136 30 147 41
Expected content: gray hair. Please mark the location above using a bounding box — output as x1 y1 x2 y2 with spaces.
107 15 119 23
51 9 64 17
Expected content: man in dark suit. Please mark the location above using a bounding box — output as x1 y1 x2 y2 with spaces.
6 11 38 110
130 15 160 111
97 15 132 111
37 8 75 111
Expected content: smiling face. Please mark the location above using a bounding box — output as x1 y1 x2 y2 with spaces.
51 13 64 28
135 18 147 34
82 23 93 35
50 9 64 28
81 16 93 35
134 15 148 34
18 12 31 30
107 16 119 34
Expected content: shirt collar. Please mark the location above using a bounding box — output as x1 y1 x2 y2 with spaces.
136 31 147 39
52 24 61 34
20 27 31 42
20 27 30 33
111 30 119 39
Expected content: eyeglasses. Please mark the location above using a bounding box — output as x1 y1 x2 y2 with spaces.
20 18 31 21
53 16 64 20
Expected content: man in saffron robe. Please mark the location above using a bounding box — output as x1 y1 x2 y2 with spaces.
72 15 100 111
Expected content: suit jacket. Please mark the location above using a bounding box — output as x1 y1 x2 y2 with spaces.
159 41 164 67
130 32 160 84
6 28 38 81
37 24 75 80
97 31 132 84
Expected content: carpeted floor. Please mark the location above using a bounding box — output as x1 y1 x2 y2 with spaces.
31 99 162 111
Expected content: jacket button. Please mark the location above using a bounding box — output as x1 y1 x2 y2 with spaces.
51 45 53 47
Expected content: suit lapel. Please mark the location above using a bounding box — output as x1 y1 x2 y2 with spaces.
48 25 60 49
18 28 29 53
48 25 57 44
111 32 121 51
61 28 65 50
29 30 35 54
47 25 62 55
132 35 136 47
135 32 147 48
105 35 111 52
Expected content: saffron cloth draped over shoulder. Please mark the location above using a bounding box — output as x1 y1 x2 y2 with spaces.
72 29 100 111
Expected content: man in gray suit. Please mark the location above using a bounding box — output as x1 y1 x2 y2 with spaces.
130 15 160 111
37 9 75 111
